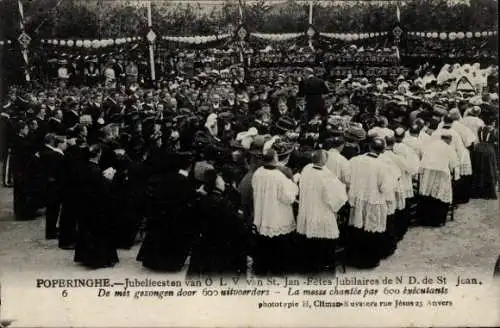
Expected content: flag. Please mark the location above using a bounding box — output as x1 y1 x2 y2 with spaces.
396 5 401 22
238 0 243 25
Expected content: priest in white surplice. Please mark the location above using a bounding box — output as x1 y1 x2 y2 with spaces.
433 114 472 204
325 136 351 187
252 149 299 275
297 150 347 274
347 138 394 269
419 131 460 227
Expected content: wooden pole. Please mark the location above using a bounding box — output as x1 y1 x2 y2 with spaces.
147 0 156 81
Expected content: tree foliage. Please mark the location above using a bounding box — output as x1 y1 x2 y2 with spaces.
0 0 497 40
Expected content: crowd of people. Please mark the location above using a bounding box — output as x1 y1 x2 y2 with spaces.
0 54 498 277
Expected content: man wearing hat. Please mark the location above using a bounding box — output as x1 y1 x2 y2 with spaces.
296 149 347 274
84 57 100 86
137 149 196 271
342 123 367 159
251 148 299 275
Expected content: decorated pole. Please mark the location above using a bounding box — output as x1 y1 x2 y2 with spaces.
146 0 157 82
17 0 31 82
238 0 245 63
306 1 317 51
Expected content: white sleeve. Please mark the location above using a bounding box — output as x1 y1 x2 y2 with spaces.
279 177 299 204
322 177 347 213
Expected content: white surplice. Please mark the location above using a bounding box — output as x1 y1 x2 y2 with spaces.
252 166 299 237
296 164 347 240
348 153 393 233
419 138 460 204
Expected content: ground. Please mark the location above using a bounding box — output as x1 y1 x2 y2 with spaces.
0 184 499 276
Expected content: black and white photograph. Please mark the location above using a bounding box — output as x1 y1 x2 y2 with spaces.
0 0 499 326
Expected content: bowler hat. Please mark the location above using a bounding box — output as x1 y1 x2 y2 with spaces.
344 125 367 142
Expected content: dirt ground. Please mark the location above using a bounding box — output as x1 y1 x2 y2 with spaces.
0 184 499 277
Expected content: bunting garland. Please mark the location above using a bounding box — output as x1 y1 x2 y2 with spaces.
406 30 497 39
162 34 232 44
40 37 141 48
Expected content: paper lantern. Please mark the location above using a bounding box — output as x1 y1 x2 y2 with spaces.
126 37 132 42
439 32 447 40
448 32 457 40
481 31 488 37
426 32 432 38
474 32 481 37
345 34 352 41
432 32 438 38
83 40 91 48
60 40 67 46
67 40 74 47
0 41 3 46
7 40 12 44
466 32 473 38
457 32 465 39
75 40 82 47
352 34 359 41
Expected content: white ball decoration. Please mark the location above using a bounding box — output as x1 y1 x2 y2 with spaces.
457 32 465 39
126 37 132 42
466 32 473 38
439 32 447 40
474 32 481 38
481 31 488 37
68 40 75 47
426 32 432 38
448 32 457 40
432 32 438 38
60 40 67 46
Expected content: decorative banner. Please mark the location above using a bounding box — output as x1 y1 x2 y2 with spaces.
323 48 400 66
326 66 410 79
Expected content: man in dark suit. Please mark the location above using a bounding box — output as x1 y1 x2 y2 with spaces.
137 151 197 272
38 134 67 239
298 67 330 121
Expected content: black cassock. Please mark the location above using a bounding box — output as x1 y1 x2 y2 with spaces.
136 171 196 272
58 143 86 249
74 161 119 268
187 189 249 278
12 134 36 221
